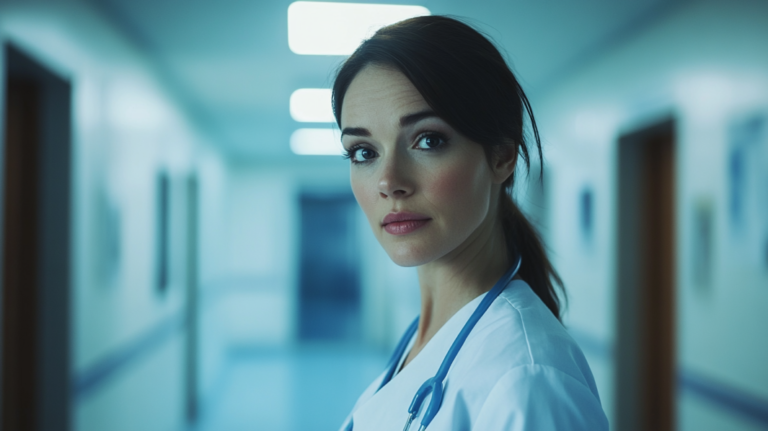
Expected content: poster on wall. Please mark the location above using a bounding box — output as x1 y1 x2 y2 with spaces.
579 185 594 248
727 112 768 271
95 186 121 288
692 197 714 289
156 171 171 293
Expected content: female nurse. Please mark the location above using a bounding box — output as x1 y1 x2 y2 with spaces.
334 16 608 431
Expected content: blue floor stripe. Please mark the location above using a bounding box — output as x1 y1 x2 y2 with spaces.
73 313 183 400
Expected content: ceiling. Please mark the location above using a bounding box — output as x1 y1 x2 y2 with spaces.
92 0 685 160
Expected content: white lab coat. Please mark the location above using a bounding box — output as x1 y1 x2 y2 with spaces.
340 279 608 431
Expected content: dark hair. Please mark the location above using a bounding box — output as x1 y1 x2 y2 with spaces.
332 16 565 321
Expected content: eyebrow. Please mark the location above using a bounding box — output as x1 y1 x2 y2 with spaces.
340 109 439 138
400 109 437 127
340 127 370 138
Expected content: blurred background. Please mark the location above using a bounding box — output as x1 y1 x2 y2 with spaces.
0 0 766 430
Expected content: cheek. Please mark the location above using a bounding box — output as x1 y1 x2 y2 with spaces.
424 158 490 220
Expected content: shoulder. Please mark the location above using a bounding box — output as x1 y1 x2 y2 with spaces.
448 280 603 405
472 364 609 430
473 280 599 393
444 280 607 429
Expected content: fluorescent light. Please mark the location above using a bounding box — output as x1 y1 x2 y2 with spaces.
290 128 343 155
290 88 335 123
288 2 430 55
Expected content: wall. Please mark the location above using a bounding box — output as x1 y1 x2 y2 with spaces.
0 1 228 430
210 156 421 356
534 0 768 429
209 159 344 351
201 161 300 358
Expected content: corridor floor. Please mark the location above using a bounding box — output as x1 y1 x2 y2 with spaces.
193 345 389 431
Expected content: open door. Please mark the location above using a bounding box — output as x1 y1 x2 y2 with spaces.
615 119 677 431
298 193 361 342
1 45 72 431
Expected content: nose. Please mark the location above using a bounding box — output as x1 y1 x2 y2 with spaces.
377 153 413 199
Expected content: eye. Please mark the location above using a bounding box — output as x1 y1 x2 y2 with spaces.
344 145 378 164
414 133 446 150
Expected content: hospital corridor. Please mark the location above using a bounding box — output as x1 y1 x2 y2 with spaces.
0 0 766 430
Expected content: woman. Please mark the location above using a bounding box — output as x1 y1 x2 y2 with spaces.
334 16 608 431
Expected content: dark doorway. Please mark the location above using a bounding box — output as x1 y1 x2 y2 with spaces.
615 119 677 431
298 193 361 342
1 45 72 431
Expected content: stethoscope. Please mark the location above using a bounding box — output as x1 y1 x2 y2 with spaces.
345 255 522 431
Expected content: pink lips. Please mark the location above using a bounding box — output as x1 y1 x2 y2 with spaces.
382 212 431 235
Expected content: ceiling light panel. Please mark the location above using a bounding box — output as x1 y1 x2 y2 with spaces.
290 128 344 155
288 2 430 55
290 88 335 122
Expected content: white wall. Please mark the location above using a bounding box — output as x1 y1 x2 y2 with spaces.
193 147 230 414
211 156 421 354
0 1 229 430
210 163 300 349
534 0 768 429
210 159 346 350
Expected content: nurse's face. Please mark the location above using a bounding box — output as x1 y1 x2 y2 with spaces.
340 65 507 267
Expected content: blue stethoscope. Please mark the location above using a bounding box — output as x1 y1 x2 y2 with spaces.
345 255 522 431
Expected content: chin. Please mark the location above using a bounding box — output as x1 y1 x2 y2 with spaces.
383 242 437 267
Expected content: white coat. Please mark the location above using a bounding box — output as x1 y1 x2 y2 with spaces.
340 279 609 431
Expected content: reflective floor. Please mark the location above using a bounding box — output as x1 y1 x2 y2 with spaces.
193 345 388 431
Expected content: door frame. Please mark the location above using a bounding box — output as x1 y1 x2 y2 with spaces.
1 43 73 431
615 117 677 431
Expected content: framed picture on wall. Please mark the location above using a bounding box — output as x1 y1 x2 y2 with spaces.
727 112 768 270
156 171 170 293
692 197 714 290
95 185 121 287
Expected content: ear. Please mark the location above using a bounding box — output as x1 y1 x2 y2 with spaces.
490 145 518 185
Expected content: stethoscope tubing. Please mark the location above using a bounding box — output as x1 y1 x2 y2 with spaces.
345 256 522 431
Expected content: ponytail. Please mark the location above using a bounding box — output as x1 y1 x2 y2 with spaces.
501 190 565 321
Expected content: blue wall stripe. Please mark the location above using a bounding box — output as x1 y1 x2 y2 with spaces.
569 328 768 427
72 315 768 427
73 313 184 400
679 369 768 425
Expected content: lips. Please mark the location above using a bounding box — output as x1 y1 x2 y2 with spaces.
382 212 431 235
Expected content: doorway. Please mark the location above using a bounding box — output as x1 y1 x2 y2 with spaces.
615 119 677 431
298 193 361 342
1 45 72 431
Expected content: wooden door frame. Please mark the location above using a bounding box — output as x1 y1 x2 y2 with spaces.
615 118 677 431
1 44 72 431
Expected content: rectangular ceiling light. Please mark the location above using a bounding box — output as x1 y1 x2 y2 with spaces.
290 128 343 155
290 88 335 122
288 2 430 55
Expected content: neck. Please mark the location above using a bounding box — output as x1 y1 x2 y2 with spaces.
412 212 510 353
